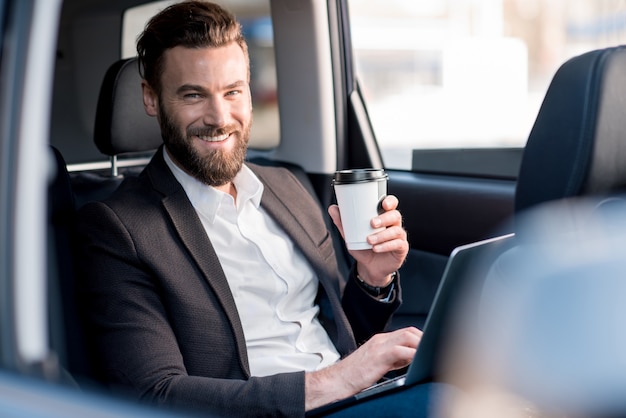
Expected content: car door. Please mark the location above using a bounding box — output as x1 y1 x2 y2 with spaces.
0 0 61 375
327 0 516 329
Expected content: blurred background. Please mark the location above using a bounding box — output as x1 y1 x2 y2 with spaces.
349 0 626 168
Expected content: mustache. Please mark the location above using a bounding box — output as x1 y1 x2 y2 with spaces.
187 125 239 138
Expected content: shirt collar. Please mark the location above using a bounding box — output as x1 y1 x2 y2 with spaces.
163 147 263 223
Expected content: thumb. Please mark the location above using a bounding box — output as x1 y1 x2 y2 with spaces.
328 204 345 239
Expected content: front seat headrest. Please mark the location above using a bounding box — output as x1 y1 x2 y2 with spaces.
516 46 626 215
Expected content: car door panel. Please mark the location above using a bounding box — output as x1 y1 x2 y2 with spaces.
387 169 515 329
390 170 515 256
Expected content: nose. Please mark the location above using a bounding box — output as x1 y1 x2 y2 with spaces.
202 96 228 127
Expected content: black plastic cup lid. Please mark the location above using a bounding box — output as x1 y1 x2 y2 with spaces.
332 168 388 185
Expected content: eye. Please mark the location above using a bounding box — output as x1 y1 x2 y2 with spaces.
184 93 202 99
225 90 240 97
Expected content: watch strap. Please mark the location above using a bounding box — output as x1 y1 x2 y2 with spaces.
356 271 397 301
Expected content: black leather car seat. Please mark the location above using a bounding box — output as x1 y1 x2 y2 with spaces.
515 45 626 216
47 146 91 385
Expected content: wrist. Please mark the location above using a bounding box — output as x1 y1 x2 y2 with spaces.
356 271 397 301
305 364 356 411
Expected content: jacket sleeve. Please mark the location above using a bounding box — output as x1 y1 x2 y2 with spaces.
341 264 402 346
75 201 306 418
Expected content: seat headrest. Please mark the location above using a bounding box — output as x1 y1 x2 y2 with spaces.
94 58 162 156
516 46 626 214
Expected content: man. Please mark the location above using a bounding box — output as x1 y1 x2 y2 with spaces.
77 1 439 416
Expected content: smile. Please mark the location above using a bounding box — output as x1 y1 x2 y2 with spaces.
197 133 230 142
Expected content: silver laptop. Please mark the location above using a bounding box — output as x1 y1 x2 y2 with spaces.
307 233 515 416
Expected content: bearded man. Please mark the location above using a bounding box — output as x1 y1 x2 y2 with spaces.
77 1 444 417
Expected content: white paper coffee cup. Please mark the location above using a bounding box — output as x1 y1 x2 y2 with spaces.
332 168 388 250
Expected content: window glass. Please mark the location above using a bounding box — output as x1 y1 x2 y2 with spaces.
348 0 626 170
121 0 279 148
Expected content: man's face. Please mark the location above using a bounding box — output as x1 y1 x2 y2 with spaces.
144 44 252 186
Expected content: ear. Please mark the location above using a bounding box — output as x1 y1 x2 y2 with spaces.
142 80 159 117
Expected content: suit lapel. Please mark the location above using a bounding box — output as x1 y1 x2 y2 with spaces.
250 164 330 277
146 150 251 375
250 164 357 353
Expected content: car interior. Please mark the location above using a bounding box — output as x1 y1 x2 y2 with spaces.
4 0 626 415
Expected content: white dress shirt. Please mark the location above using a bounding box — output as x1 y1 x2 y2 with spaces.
164 149 341 376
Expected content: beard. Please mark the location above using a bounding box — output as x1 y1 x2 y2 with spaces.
158 102 251 187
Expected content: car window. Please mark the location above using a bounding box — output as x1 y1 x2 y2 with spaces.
122 0 280 149
348 0 626 171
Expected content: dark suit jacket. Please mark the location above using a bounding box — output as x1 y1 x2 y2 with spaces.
76 149 400 417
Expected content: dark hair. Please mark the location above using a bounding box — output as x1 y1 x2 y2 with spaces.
136 0 249 95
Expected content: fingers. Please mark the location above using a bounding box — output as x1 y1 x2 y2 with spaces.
371 207 402 229
367 222 408 256
391 347 417 369
388 326 422 349
359 327 423 375
380 327 422 370
370 195 402 231
380 194 399 212
314 327 423 401
366 327 422 357
365 195 406 252
327 204 345 239
368 225 407 252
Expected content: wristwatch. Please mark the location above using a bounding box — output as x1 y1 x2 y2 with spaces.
356 271 397 302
